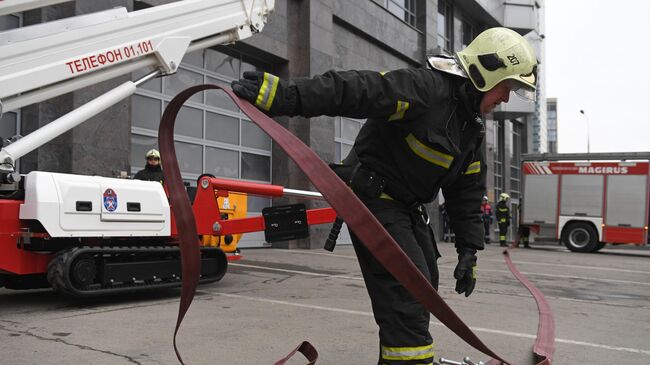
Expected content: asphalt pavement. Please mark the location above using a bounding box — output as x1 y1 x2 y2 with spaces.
1 241 649 365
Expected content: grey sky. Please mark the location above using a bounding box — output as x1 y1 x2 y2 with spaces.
545 0 650 153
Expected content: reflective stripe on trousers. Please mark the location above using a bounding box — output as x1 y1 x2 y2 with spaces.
381 343 434 364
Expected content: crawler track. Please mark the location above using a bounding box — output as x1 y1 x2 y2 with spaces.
47 246 227 297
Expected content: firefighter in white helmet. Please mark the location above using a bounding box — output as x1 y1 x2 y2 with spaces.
481 196 493 244
233 27 537 365
134 149 164 183
496 193 511 247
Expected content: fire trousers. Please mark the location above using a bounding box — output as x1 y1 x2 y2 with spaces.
349 196 439 365
498 222 509 246
482 216 491 243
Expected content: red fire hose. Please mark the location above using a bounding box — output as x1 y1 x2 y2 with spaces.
159 85 554 365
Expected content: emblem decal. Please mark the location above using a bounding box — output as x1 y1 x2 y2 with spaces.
103 188 118 212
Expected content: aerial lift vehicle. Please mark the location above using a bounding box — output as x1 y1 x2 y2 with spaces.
0 0 337 297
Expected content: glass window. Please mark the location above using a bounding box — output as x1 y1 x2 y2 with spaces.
384 0 416 27
341 117 361 141
453 15 463 52
131 135 158 169
462 20 474 48
437 1 452 52
205 49 240 78
0 15 19 31
206 112 239 145
241 120 271 150
166 104 203 138
132 68 162 92
334 118 341 138
1 112 17 140
205 146 238 178
131 49 272 184
164 68 203 103
453 15 474 52
174 141 203 174
334 117 364 163
247 196 271 213
341 143 353 161
241 153 270 181
206 77 239 111
132 95 162 130
183 50 204 68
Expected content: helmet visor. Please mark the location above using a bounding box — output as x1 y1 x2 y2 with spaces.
513 87 536 101
507 80 536 102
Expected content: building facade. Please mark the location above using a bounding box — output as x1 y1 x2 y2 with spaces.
1 0 545 247
546 97 558 153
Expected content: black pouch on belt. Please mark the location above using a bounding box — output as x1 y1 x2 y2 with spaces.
329 163 386 199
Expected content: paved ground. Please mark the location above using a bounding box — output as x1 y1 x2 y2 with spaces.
1 241 649 365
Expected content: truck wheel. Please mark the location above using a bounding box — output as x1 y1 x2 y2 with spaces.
562 222 598 252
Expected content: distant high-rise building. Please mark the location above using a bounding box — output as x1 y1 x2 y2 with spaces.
547 98 558 153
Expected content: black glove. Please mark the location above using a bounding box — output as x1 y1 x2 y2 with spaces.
453 248 477 297
231 71 299 116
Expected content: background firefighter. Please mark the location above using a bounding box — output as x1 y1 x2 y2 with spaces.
232 27 537 365
480 196 493 244
496 193 511 247
134 149 164 183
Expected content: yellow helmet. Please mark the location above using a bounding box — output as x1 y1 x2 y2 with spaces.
456 27 537 100
145 149 160 160
500 193 510 201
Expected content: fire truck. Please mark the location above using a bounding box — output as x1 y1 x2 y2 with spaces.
0 0 337 297
521 153 650 252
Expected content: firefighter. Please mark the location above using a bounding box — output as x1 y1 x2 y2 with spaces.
134 149 164 183
496 193 511 247
520 225 531 248
481 196 493 244
232 27 537 365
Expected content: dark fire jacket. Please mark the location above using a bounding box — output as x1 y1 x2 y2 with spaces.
496 200 511 226
294 67 487 251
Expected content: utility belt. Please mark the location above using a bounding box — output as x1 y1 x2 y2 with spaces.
324 162 428 252
329 163 421 209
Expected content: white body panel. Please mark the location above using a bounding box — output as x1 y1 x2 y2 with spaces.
20 172 170 237
605 175 648 228
522 174 557 224
559 174 603 217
